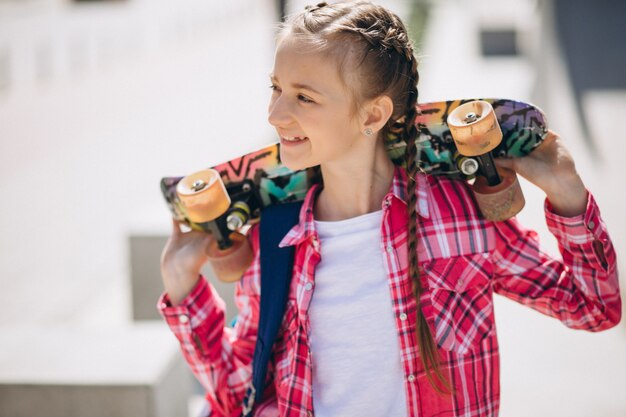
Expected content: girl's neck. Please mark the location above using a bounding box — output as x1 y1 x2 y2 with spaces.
314 139 395 221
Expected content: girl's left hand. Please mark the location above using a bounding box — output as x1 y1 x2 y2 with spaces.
494 130 588 217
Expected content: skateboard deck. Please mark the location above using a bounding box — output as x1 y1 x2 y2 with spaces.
161 98 548 247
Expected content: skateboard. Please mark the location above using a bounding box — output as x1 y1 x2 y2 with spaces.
161 98 548 251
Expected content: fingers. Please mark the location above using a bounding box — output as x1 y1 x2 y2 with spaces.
493 129 560 171
536 129 559 151
171 218 183 237
546 129 559 141
494 157 514 170
171 217 214 244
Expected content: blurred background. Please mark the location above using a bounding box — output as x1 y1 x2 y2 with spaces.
0 0 624 416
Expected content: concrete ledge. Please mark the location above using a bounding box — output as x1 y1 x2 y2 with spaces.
0 323 191 417
129 234 237 323
130 235 171 321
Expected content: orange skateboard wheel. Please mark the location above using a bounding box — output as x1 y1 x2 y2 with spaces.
447 101 502 156
473 167 525 221
206 232 254 282
176 169 231 223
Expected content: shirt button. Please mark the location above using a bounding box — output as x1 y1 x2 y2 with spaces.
399 313 408 321
178 314 189 324
384 199 391 208
386 244 394 253
408 374 416 382
587 220 595 230
304 282 313 291
456 279 465 290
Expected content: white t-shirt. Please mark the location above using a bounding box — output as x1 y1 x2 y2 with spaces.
310 209 408 417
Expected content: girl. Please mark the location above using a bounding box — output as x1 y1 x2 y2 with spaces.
158 2 621 416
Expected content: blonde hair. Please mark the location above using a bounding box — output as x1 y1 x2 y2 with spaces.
278 1 451 394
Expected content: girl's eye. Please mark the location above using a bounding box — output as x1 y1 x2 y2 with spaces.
297 94 314 104
269 84 314 104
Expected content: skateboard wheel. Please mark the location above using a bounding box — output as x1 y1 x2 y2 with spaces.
176 169 231 224
472 167 525 221
447 101 502 156
206 232 254 283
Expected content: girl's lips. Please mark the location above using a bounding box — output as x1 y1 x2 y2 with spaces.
280 136 309 146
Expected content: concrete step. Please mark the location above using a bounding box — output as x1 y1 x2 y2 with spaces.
0 322 192 417
129 233 238 324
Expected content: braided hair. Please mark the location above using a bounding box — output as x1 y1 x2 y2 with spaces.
279 1 451 394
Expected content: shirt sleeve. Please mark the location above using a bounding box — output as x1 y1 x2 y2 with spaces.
491 192 621 331
157 224 261 416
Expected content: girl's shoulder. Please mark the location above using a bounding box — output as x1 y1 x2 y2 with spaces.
416 174 497 258
419 174 484 222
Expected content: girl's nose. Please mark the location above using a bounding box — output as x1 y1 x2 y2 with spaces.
267 95 292 128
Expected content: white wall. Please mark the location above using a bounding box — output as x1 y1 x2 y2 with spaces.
0 0 277 326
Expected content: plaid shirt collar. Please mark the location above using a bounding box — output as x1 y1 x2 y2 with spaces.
279 165 431 248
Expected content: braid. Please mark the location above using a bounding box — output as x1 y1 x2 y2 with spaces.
350 22 413 61
350 13 453 394
305 1 328 12
404 57 452 394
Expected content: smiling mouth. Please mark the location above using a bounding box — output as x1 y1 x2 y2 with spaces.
281 136 309 143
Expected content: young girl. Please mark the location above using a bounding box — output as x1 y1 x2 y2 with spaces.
158 2 621 416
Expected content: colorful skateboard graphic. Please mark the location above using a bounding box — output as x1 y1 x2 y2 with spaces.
386 98 548 176
161 98 548 248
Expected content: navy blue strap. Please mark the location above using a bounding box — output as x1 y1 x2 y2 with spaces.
242 201 302 416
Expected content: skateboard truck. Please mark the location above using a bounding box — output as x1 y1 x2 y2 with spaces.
226 201 252 231
176 169 256 282
458 157 479 176
447 101 525 221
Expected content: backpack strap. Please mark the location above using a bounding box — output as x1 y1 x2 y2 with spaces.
242 201 303 416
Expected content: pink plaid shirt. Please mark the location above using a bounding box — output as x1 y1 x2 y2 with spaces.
158 167 621 417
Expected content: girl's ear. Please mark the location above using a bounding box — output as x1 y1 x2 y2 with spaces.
362 95 394 135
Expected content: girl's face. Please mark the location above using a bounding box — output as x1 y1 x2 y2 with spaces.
268 38 364 171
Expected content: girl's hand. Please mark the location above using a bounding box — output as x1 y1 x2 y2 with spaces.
494 130 588 217
160 218 213 305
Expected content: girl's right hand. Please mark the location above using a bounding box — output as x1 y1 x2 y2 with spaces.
160 218 214 305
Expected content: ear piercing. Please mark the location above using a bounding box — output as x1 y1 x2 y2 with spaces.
364 128 373 136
